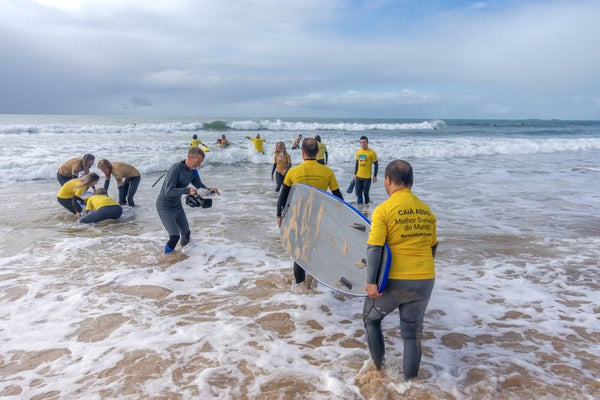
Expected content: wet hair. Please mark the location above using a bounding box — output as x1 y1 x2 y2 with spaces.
97 159 112 171
93 188 107 195
315 135 321 142
82 153 95 174
385 160 413 187
76 172 100 188
302 138 319 158
193 134 198 139
276 141 287 154
188 146 205 159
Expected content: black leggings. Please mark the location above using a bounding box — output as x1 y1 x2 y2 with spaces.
80 205 123 223
118 176 141 206
57 197 82 214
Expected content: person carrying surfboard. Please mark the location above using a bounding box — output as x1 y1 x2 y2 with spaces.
354 136 378 205
156 147 220 254
277 137 344 291
362 159 438 380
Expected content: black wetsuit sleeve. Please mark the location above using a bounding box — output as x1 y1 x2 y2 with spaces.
354 160 358 174
332 189 344 201
277 184 291 217
373 161 379 177
103 178 110 192
432 242 438 258
271 163 276 175
366 244 384 284
163 163 189 197
325 151 328 164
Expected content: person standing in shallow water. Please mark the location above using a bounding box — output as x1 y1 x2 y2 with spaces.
156 147 220 254
354 136 378 204
271 141 292 192
362 159 437 380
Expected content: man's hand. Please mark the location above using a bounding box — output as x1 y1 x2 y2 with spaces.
365 284 382 299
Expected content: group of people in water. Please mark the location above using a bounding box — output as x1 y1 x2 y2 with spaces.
54 132 437 381
56 154 141 223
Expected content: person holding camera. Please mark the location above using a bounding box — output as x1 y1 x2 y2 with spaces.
156 147 220 254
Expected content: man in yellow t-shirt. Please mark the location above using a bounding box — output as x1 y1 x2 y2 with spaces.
354 136 378 204
246 133 266 154
277 138 344 290
315 135 328 165
362 159 437 380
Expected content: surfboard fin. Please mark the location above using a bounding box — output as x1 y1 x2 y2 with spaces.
351 223 366 232
339 277 352 289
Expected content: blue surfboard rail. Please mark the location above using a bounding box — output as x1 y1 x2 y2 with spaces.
290 183 391 293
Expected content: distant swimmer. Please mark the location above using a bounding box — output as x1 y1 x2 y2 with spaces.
315 135 328 165
190 134 204 148
246 133 266 154
97 159 141 207
354 136 378 205
79 188 123 223
220 134 230 147
291 134 302 150
56 172 100 217
56 154 95 186
271 141 292 192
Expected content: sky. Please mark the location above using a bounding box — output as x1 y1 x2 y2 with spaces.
1 0 599 119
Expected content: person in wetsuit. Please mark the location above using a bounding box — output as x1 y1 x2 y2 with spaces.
79 188 123 223
362 160 437 380
97 159 141 207
56 172 100 217
56 154 95 186
156 147 220 254
277 137 344 291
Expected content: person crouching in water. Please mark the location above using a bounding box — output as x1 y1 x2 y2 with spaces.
97 159 141 207
156 147 220 254
79 188 123 223
57 172 100 218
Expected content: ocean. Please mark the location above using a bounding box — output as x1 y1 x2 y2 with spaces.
0 114 598 399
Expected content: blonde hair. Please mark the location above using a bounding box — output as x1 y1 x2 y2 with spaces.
275 141 287 154
76 172 100 189
97 159 112 171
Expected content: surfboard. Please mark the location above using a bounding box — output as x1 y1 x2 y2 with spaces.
280 183 391 296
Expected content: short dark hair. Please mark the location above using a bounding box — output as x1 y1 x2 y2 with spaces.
193 134 198 139
188 146 205 159
385 160 413 187
302 138 319 158
360 136 368 142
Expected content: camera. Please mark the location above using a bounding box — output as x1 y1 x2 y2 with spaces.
185 194 212 208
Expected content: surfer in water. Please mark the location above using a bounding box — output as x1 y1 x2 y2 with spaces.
246 133 266 154
271 141 292 192
315 135 328 165
291 134 302 150
362 159 437 380
79 188 123 223
277 137 344 292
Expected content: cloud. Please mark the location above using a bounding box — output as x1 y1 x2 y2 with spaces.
0 0 599 118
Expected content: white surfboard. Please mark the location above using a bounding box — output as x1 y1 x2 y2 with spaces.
280 183 391 296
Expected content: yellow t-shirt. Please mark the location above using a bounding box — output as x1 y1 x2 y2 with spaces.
274 152 292 173
190 138 203 147
250 138 266 153
84 195 119 211
57 158 84 177
355 148 378 179
368 188 437 280
57 179 91 199
317 142 327 161
283 160 339 192
110 162 140 186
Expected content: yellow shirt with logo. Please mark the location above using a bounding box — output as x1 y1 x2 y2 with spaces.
250 138 266 153
57 179 91 199
283 160 339 192
368 188 437 280
84 195 119 211
274 152 292 173
355 148 378 179
317 142 327 161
